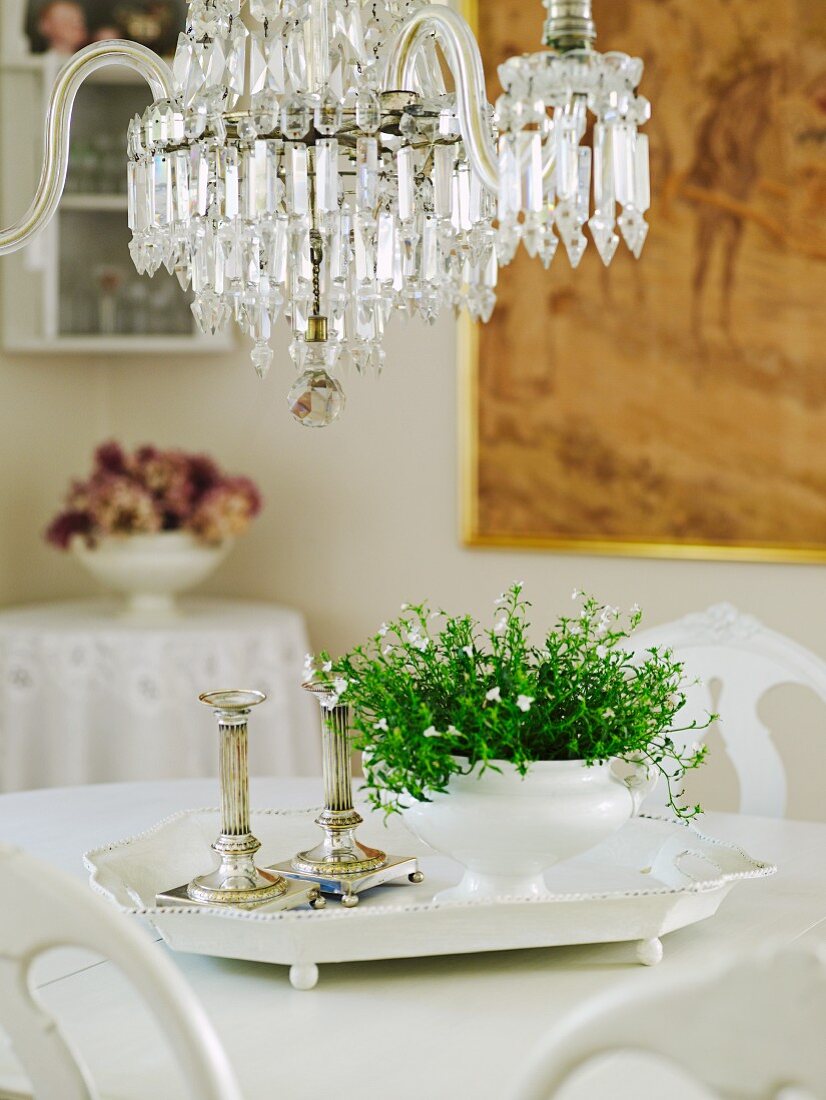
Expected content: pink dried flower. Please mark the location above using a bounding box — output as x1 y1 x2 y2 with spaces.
225 475 263 518
190 479 261 543
85 472 161 538
188 454 221 498
94 440 127 475
45 443 263 549
45 510 93 550
134 444 159 465
133 448 195 527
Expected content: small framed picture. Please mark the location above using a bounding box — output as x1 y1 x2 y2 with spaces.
21 0 187 58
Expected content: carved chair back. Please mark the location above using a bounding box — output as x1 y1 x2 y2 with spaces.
513 945 826 1100
0 843 241 1100
630 603 826 817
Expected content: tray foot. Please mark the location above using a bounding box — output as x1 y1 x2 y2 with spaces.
289 963 319 991
636 937 663 966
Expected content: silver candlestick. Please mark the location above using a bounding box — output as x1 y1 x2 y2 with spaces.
157 689 324 912
273 682 423 906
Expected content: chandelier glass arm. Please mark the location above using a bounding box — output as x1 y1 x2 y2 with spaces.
385 5 499 193
0 41 174 257
384 5 556 196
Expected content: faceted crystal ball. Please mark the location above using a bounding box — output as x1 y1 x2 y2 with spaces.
287 369 345 427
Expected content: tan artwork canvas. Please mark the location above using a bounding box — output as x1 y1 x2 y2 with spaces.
463 0 826 560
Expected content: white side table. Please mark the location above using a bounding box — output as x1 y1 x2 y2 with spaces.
0 599 321 791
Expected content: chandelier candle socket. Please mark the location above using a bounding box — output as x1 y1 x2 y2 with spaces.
0 0 649 423
272 681 423 905
156 689 325 911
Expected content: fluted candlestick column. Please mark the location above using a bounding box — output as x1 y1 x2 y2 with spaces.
157 688 325 914
188 690 292 906
276 681 423 906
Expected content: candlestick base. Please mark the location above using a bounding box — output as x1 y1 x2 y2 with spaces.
156 874 325 913
273 853 423 907
187 851 288 906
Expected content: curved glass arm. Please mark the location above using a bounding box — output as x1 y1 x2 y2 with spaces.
385 6 556 196
384 5 500 193
0 40 174 256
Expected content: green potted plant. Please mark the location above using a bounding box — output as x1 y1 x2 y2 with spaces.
310 585 711 901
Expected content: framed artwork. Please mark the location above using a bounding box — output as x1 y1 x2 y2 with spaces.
461 0 826 561
16 0 186 59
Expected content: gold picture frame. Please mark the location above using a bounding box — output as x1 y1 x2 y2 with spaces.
459 0 826 563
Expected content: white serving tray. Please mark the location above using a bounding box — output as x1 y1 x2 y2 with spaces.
85 807 775 989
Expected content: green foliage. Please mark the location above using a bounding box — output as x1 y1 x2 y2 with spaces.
313 585 711 818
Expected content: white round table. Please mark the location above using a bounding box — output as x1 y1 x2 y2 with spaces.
1 779 825 1100
0 600 320 791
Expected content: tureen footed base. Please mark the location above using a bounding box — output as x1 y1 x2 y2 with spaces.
435 869 552 904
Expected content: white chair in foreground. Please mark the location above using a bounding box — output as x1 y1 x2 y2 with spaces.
513 944 826 1100
631 603 826 817
0 843 242 1100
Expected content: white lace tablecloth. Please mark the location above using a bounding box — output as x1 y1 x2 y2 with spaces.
0 599 321 791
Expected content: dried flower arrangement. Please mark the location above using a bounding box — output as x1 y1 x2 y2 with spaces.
45 441 262 548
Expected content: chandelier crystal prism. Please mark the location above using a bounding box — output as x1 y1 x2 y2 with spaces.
0 0 650 425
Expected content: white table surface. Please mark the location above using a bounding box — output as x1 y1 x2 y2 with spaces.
0 600 320 791
1 779 825 1100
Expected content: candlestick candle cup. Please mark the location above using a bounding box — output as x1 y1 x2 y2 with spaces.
272 682 424 906
156 689 325 912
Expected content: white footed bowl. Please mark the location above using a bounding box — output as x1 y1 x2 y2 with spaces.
73 531 232 617
402 757 655 902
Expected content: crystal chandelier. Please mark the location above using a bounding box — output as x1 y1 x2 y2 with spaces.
0 0 650 426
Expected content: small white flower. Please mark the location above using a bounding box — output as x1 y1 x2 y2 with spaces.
382 644 392 656
429 610 440 620
447 725 460 737
572 588 580 599
514 580 524 590
494 593 507 605
374 717 389 731
596 645 607 658
401 603 409 610
423 725 440 738
596 621 608 637
407 631 429 652
569 624 581 635
322 660 332 673
603 707 615 719
303 653 314 670
516 695 533 712
378 623 388 637
332 676 348 695
462 645 473 657
493 618 507 635
485 686 501 702
631 603 640 615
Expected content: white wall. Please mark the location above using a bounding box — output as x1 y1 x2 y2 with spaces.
1 314 823 814
0 1 822 814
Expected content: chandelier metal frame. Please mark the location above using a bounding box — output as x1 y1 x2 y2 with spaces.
0 0 650 426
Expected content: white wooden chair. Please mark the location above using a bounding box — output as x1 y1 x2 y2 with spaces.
0 843 242 1100
631 603 826 817
513 944 826 1099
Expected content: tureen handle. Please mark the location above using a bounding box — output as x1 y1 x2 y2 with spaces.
622 761 658 816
